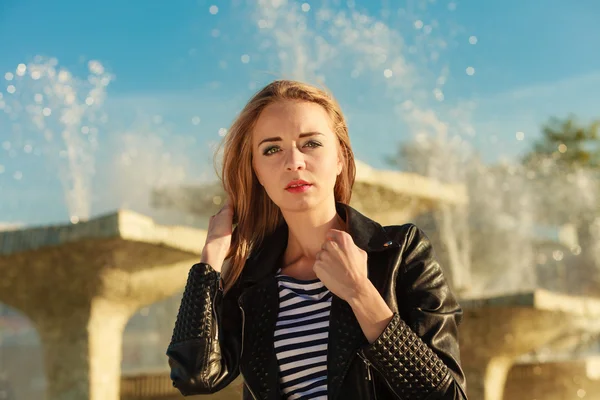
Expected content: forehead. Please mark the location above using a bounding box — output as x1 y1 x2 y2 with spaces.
252 100 334 142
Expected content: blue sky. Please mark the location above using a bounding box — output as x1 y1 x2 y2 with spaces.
1 0 600 226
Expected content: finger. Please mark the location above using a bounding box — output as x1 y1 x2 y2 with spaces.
218 199 233 214
313 259 325 274
326 229 349 244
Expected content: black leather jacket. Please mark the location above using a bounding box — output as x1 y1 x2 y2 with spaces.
167 202 468 399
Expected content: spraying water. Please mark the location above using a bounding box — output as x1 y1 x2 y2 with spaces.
1 57 112 222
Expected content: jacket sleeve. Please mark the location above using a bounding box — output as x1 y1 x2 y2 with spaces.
361 224 468 400
166 262 242 396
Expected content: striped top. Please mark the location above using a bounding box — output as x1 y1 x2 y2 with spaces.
274 270 332 399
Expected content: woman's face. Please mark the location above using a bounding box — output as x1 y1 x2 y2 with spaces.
252 100 343 214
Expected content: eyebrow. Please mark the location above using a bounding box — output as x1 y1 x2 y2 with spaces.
258 132 325 147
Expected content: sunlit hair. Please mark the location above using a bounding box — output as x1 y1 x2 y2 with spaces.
216 79 356 292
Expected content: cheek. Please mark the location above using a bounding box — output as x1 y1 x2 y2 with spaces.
253 158 276 187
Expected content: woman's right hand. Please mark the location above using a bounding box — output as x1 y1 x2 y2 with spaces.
200 197 234 273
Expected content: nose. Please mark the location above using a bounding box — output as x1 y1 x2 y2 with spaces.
284 146 306 171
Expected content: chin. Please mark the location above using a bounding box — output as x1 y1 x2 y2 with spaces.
275 191 334 214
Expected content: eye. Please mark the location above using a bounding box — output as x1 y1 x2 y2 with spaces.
304 140 322 148
263 145 280 156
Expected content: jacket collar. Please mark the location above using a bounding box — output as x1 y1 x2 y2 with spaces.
240 201 394 285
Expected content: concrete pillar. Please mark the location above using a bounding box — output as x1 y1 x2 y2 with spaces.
460 291 600 399
0 210 206 400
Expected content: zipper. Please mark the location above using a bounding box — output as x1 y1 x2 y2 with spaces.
358 350 373 381
238 295 258 400
358 350 377 399
212 280 222 340
360 350 408 399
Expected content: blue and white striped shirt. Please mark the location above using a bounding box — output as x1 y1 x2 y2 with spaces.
274 270 332 399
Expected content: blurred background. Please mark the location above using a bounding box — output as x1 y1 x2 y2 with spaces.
1 0 599 399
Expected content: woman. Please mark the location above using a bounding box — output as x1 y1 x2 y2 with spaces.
167 80 468 399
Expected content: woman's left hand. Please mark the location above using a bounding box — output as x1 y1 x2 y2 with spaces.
313 229 370 302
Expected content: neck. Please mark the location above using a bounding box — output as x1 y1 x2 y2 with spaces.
281 201 346 268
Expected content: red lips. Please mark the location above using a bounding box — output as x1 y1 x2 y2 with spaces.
285 179 311 189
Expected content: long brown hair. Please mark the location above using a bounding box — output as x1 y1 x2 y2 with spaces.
217 80 356 292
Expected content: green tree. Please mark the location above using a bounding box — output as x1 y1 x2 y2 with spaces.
523 115 600 169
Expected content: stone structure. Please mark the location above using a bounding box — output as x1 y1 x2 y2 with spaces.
151 159 469 225
120 371 243 400
504 357 600 400
0 211 206 400
460 289 600 400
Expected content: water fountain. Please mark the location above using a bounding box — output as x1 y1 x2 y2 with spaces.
0 59 210 400
406 135 600 400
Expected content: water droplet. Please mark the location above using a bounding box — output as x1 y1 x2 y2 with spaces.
88 60 105 75
301 3 311 12
58 70 70 82
552 250 564 261
448 2 457 11
192 116 201 125
433 88 444 101
423 25 432 34
42 108 52 117
211 29 220 38
258 19 268 29
34 93 43 103
70 216 80 224
577 388 586 398
6 85 15 94
31 70 41 80
81 126 90 134
558 143 567 153
466 66 475 76
414 20 423 29
13 171 22 180
16 64 27 76
24 144 33 153
469 36 478 45
516 131 525 141
4 72 13 81
209 5 219 14
383 69 393 78
241 54 251 64
218 128 227 136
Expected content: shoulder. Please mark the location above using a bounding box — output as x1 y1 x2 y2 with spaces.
380 223 438 275
382 223 431 248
